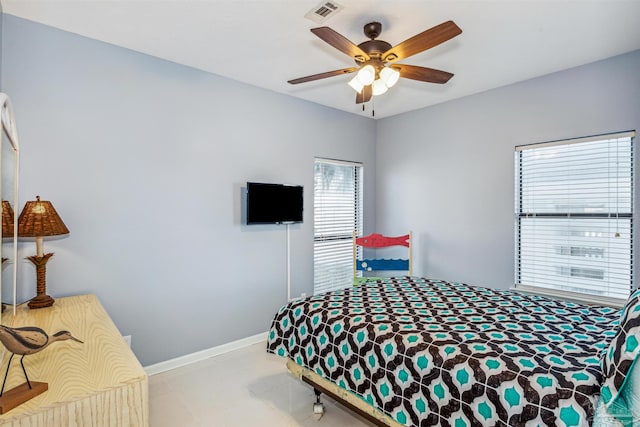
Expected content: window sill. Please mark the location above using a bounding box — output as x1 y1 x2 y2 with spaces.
511 284 626 309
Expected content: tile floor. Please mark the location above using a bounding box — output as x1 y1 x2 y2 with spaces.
149 341 376 427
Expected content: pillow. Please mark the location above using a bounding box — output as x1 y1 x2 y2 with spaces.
596 356 640 426
600 288 640 419
353 277 384 286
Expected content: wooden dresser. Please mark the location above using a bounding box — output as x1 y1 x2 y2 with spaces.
0 294 148 426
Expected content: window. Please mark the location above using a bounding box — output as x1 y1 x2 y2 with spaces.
515 132 635 304
314 158 363 294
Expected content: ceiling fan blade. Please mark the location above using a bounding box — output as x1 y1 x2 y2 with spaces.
382 21 462 63
311 27 370 62
288 67 357 84
395 64 454 84
356 85 372 104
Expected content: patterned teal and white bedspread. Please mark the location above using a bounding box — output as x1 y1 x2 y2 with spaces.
267 277 620 426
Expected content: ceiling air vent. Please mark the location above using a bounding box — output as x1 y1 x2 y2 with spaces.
305 1 344 24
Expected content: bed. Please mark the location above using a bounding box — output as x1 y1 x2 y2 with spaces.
267 277 630 426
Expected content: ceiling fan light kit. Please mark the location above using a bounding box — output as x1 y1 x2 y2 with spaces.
289 19 462 107
349 64 399 96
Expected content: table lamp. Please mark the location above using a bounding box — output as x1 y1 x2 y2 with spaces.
1 201 13 261
18 196 69 309
1 201 13 313
1 201 13 239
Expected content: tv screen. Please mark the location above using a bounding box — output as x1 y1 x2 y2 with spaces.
246 182 303 224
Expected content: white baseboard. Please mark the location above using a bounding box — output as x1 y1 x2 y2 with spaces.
144 331 267 376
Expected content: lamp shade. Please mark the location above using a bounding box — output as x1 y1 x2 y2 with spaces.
2 200 13 238
356 65 375 86
372 79 388 96
348 75 365 93
18 196 69 238
380 67 400 88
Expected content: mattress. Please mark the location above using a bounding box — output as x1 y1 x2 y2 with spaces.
267 277 620 426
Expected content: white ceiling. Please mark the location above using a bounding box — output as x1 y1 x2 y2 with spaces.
3 0 640 119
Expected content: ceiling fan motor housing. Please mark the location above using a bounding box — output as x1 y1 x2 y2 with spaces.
357 40 392 60
356 22 392 62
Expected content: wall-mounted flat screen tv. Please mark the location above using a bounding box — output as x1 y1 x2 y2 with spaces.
246 182 303 224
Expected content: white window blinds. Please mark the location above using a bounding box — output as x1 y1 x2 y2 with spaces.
314 159 363 294
515 132 635 303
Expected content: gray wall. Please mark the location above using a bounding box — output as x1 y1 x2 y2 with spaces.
0 15 376 365
376 50 640 290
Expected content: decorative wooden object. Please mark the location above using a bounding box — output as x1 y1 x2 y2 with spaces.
0 383 47 415
355 233 411 248
353 232 413 279
0 294 148 426
0 324 83 409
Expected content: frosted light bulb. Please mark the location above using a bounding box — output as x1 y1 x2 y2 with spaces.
380 67 400 88
356 65 375 85
372 79 388 96
348 76 364 93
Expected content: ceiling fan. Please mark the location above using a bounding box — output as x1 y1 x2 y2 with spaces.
289 20 462 104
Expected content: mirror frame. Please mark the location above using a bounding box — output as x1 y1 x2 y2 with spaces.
0 93 20 321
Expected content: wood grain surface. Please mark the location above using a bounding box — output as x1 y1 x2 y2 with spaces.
0 294 148 426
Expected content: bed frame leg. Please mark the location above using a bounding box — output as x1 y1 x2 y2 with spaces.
312 388 325 419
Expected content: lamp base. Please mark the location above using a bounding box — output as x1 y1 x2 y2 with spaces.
28 294 55 309
26 253 55 309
